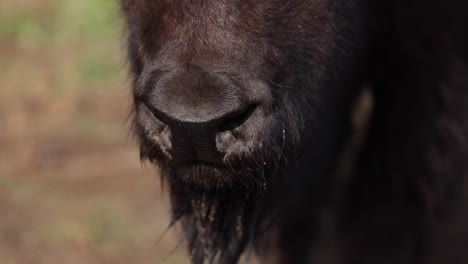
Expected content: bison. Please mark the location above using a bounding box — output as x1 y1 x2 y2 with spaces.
120 0 468 263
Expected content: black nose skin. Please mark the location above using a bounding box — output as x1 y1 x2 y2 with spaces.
139 64 256 164
143 101 255 164
170 122 221 164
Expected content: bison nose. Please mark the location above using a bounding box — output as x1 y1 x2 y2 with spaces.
145 102 255 164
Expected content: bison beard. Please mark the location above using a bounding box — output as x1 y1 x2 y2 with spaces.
121 0 468 263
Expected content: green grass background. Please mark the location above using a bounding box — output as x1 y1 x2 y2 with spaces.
0 1 186 263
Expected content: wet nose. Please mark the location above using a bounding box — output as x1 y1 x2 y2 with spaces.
145 102 254 164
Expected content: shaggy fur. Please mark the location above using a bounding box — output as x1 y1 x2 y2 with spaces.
121 0 468 263
273 0 468 263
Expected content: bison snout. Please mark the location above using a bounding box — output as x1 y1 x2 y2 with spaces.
136 64 270 165
144 101 256 165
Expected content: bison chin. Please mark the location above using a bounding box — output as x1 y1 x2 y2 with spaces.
137 118 290 262
167 163 260 190
159 160 285 263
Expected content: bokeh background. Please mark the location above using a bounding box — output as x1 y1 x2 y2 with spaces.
0 0 186 263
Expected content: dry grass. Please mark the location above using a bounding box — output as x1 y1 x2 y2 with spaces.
0 0 186 263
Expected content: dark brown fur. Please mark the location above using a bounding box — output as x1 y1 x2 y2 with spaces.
121 0 468 263
273 1 468 263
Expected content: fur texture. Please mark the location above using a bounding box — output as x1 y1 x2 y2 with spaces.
121 0 468 263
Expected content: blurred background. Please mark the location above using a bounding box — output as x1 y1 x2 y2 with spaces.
0 0 185 263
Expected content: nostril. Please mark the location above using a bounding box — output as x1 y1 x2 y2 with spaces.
142 94 256 131
139 92 257 132
139 94 257 163
214 106 256 154
216 105 257 132
139 98 175 127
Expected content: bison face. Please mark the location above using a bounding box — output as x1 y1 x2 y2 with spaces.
122 0 373 261
136 65 279 187
123 0 369 189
